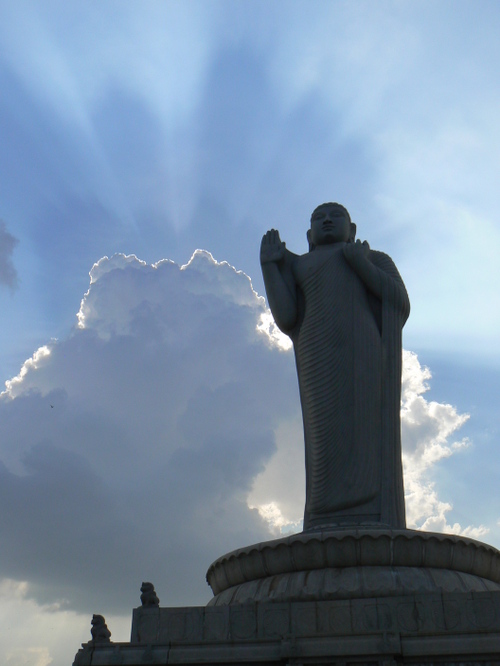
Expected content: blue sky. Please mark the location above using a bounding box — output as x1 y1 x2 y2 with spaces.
0 2 499 665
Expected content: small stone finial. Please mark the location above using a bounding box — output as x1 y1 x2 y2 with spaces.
140 582 160 607
91 614 111 643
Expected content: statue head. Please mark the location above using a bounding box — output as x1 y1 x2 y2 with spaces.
307 203 356 251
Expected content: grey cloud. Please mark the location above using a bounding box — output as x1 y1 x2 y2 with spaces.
0 252 299 613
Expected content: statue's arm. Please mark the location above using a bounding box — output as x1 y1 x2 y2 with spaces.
370 249 410 322
343 240 384 297
260 230 298 333
344 241 410 320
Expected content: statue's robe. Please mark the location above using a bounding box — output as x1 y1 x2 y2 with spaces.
284 244 409 530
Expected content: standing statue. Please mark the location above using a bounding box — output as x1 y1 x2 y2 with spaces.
261 203 410 531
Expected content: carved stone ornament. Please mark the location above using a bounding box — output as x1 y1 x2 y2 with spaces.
140 581 160 607
90 614 111 643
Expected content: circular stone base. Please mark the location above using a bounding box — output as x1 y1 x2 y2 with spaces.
206 529 500 606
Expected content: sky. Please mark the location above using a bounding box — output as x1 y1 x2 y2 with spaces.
0 1 499 664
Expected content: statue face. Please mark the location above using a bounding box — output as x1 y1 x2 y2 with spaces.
309 204 351 246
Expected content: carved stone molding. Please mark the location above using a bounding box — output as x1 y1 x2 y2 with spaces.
206 529 500 603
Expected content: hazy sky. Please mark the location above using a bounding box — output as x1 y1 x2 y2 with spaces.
0 2 499 665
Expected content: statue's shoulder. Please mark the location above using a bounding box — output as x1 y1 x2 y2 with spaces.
290 248 316 282
369 248 398 271
283 247 301 272
369 248 392 261
369 248 409 314
284 247 300 262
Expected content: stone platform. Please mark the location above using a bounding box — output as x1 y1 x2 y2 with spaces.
73 529 500 665
74 590 500 665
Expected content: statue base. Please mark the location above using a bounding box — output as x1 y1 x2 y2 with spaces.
206 528 500 604
73 529 500 665
74 590 500 665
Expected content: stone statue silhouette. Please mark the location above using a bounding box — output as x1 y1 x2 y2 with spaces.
261 203 410 530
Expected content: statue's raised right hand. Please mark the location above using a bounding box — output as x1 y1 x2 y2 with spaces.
260 229 286 265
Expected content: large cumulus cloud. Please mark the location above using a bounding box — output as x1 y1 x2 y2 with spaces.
400 351 487 539
0 251 298 614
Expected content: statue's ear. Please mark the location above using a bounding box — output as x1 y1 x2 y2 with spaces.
349 222 357 243
307 229 315 252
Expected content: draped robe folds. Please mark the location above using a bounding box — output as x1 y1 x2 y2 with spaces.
282 244 409 531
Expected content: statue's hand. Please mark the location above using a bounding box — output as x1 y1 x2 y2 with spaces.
343 239 370 264
260 229 286 265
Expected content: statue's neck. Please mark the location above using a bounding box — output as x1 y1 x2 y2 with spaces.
313 241 346 252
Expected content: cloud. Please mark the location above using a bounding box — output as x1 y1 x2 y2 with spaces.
0 579 131 666
401 350 488 539
0 251 300 615
0 221 18 290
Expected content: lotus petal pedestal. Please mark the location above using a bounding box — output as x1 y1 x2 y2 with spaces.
207 528 500 605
